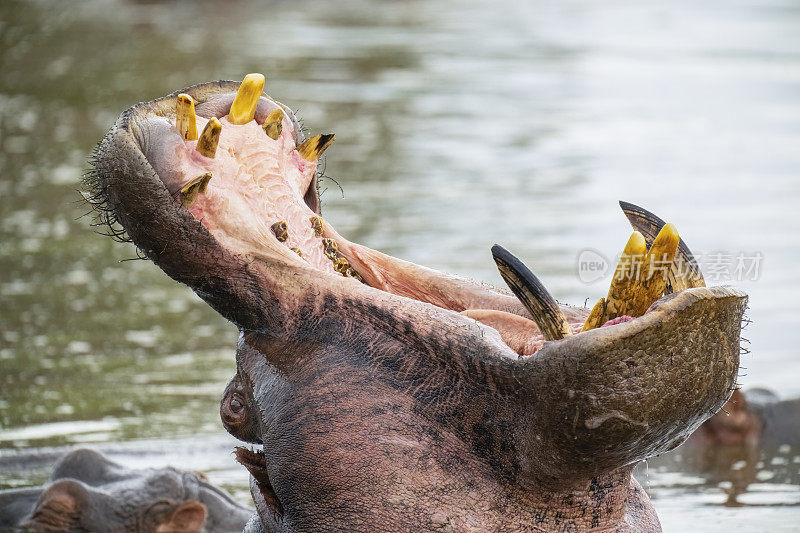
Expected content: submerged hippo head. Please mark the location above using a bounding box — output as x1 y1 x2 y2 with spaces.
0 448 251 532
88 75 747 532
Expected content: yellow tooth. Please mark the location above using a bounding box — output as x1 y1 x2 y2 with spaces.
196 118 221 158
580 224 680 332
179 172 212 206
263 108 284 140
333 257 351 275
322 238 339 259
270 221 288 242
629 223 680 316
309 216 324 237
176 94 198 141
228 73 265 125
296 134 335 161
604 231 647 321
581 297 606 332
619 201 705 293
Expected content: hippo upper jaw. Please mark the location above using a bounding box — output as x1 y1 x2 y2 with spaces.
89 78 747 532
87 79 582 347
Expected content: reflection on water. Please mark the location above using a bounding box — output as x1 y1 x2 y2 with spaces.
635 428 800 531
1 0 799 529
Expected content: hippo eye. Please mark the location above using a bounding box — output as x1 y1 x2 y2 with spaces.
221 384 261 444
230 395 244 414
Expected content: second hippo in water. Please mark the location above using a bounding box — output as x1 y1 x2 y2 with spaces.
697 388 800 448
0 448 252 532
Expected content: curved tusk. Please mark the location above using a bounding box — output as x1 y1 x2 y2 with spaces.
582 225 680 332
629 222 680 315
619 201 705 292
603 230 648 321
580 296 606 332
491 244 573 341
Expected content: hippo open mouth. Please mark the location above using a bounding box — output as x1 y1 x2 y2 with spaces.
89 75 747 532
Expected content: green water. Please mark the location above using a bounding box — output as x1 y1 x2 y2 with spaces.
1 0 799 529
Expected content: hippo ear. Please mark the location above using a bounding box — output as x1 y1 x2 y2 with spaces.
23 479 88 531
50 448 123 485
155 501 207 533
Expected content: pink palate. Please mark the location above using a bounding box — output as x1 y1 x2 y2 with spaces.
170 115 336 274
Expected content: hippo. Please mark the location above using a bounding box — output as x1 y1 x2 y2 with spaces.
696 388 800 448
86 74 747 532
0 448 252 532
641 389 800 508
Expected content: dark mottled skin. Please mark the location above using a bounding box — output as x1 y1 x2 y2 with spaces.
219 286 743 532
88 80 748 532
0 449 252 532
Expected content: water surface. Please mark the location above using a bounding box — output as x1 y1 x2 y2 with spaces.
1 0 799 529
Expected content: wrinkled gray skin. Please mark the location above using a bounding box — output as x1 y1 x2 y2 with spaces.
89 80 748 532
0 449 251 532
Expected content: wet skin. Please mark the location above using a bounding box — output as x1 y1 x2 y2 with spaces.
0 448 252 532
88 79 748 532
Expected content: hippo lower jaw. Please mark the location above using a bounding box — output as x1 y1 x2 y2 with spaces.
90 76 747 532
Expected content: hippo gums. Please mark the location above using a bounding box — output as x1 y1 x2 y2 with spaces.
87 73 748 532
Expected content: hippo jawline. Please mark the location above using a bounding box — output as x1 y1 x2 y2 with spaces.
88 78 748 531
